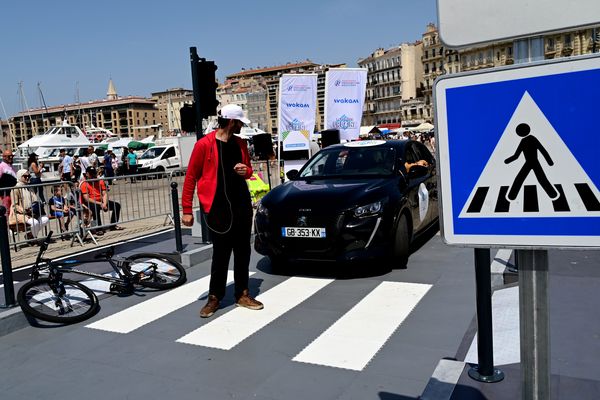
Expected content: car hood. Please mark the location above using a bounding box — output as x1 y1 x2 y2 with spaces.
262 178 393 211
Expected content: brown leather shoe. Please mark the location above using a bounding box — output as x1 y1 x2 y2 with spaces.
200 295 220 318
236 289 264 310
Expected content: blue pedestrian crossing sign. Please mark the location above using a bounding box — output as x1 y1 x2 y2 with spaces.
435 55 600 248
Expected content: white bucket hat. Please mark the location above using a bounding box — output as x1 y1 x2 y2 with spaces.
220 104 250 124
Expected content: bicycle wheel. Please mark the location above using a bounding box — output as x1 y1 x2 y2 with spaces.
123 253 186 289
17 278 99 324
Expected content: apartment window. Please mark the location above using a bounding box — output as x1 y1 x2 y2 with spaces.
497 51 501 61
425 50 428 59
565 34 572 47
547 38 555 50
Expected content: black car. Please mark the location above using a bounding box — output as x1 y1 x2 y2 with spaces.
254 139 438 268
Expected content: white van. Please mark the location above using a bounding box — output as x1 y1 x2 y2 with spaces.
137 136 196 174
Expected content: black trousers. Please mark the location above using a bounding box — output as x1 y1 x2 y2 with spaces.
208 203 253 300
87 201 121 227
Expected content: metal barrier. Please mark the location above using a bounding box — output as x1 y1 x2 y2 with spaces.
5 171 178 250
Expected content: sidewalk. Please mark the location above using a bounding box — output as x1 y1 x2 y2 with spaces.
422 248 600 400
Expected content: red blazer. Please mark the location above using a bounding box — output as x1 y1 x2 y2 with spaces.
182 130 253 214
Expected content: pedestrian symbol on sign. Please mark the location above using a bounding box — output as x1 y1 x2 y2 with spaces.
460 91 600 218
504 123 559 202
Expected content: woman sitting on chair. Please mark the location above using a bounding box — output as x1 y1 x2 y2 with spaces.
9 169 50 240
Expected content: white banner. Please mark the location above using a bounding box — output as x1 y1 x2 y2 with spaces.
278 74 317 151
325 68 368 141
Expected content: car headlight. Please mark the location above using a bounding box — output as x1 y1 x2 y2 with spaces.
354 201 382 217
256 202 269 218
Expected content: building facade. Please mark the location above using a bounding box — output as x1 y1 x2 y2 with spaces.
358 42 424 126
151 88 193 134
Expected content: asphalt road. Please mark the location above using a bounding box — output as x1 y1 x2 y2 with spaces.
0 230 481 400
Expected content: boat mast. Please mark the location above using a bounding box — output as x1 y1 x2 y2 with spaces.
37 82 49 128
0 96 17 150
75 81 82 126
18 82 35 139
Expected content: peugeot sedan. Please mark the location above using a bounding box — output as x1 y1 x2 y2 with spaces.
254 139 438 269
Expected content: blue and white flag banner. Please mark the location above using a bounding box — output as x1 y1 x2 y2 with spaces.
278 74 317 151
325 68 368 141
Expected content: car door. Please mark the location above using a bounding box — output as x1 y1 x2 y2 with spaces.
403 141 435 232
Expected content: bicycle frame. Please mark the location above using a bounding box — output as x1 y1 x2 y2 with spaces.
30 231 143 291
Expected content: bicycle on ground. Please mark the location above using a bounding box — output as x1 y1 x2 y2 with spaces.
17 231 187 324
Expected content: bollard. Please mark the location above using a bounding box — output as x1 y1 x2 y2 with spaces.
170 182 184 253
0 206 16 307
468 248 504 383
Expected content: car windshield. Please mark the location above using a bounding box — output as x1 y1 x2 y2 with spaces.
140 147 165 159
299 145 396 178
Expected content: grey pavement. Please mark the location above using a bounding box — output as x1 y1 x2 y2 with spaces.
0 231 479 400
1 229 598 399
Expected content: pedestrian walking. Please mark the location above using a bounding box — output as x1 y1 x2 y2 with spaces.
127 148 138 183
59 148 73 181
103 149 115 182
87 145 98 168
182 104 263 318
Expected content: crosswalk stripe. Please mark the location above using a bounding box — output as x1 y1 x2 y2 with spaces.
292 281 432 371
176 276 333 350
86 271 246 333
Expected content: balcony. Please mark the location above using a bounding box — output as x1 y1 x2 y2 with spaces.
561 46 573 56
544 45 556 55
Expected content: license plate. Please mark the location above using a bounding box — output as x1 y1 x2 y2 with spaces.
281 227 326 238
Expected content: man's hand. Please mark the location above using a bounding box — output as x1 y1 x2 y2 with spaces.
182 213 194 226
234 163 248 176
102 203 108 212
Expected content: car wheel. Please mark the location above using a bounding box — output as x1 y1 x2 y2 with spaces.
391 213 410 269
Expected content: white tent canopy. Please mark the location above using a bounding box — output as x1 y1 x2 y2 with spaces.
413 122 434 131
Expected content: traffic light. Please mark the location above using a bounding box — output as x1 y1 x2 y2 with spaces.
196 60 219 119
180 104 196 133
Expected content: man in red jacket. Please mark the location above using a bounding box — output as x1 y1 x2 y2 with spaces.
182 104 264 318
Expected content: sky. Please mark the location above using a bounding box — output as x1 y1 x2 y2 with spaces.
0 0 437 118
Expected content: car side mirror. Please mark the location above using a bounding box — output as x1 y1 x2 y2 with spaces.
286 169 299 180
407 164 428 179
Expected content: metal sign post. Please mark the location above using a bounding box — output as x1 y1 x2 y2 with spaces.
468 248 504 383
517 249 550 399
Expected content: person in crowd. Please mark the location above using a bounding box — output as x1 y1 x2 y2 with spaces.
71 154 82 181
87 145 98 168
49 185 74 238
27 152 46 204
103 149 115 183
9 169 50 240
182 104 263 318
0 150 17 215
110 152 119 181
59 148 73 181
80 166 123 235
120 147 129 177
127 148 138 182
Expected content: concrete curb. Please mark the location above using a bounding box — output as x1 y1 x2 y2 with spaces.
421 359 466 400
0 242 213 338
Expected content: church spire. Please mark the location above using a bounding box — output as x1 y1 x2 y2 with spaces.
107 78 118 100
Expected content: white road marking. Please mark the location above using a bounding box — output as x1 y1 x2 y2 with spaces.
86 271 245 333
292 281 432 371
0 281 18 289
176 276 333 350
